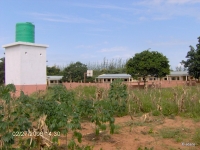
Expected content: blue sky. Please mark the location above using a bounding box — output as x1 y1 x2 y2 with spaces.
0 0 200 70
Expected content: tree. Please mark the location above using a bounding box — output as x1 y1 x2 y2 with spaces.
175 65 187 71
62 62 87 82
126 50 170 87
0 57 5 85
47 65 62 75
181 37 200 81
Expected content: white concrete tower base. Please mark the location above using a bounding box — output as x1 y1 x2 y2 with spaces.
3 42 48 95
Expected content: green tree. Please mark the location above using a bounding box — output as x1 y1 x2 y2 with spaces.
181 37 200 81
0 57 5 85
62 62 87 82
126 50 170 87
47 65 61 75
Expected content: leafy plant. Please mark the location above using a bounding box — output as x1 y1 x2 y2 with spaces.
108 79 128 116
34 85 82 148
91 100 115 135
0 84 32 148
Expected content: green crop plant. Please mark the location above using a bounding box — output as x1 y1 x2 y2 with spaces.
77 99 94 120
0 84 32 149
74 86 97 100
90 100 115 136
108 79 128 117
34 85 83 149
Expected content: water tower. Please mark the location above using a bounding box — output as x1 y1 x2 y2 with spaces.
2 22 48 95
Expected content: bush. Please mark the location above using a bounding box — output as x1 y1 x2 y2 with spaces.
108 79 128 116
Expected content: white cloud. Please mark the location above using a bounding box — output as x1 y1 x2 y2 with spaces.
80 54 96 59
153 16 171 20
30 12 97 24
139 16 148 21
88 28 112 32
103 41 109 44
133 0 200 21
167 0 200 4
75 45 94 49
96 47 136 61
147 39 193 46
98 46 128 53
70 3 129 11
100 13 133 24
112 54 133 59
136 0 200 5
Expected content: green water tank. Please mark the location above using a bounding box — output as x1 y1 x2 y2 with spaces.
16 22 35 43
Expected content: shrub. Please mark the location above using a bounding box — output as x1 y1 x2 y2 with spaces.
108 79 128 116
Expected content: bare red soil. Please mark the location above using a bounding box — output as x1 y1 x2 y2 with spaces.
60 115 200 150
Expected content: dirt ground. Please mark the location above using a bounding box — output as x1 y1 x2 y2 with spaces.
60 115 200 150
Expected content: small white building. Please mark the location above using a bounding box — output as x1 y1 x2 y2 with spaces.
47 76 63 86
96 74 137 83
96 71 192 83
3 42 48 86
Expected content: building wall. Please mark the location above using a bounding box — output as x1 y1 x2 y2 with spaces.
5 43 47 85
5 45 21 84
14 84 47 96
20 44 46 85
62 80 198 90
10 80 198 96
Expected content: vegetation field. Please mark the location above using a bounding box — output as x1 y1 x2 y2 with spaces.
0 80 200 150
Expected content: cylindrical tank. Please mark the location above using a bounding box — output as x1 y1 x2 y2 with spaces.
16 22 35 43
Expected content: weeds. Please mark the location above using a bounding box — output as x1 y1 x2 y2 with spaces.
137 147 154 150
159 127 185 142
192 129 200 145
114 124 121 134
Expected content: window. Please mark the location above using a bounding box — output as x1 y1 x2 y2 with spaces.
172 77 176 80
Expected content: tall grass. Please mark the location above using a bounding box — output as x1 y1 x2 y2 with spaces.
69 84 200 119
